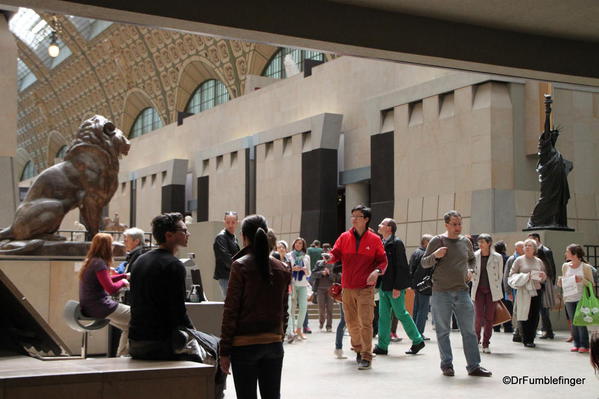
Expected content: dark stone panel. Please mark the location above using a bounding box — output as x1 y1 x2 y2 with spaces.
370 132 394 224
197 176 209 222
161 184 186 214
301 148 338 245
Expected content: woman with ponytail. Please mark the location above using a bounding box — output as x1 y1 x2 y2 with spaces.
219 215 291 399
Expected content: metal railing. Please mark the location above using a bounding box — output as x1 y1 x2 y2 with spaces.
57 230 153 247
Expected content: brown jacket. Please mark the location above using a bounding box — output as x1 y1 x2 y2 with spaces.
220 247 291 356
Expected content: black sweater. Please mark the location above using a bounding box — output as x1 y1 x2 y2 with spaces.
129 248 193 341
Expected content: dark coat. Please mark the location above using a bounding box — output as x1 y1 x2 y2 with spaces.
537 244 557 284
378 235 410 291
213 229 240 280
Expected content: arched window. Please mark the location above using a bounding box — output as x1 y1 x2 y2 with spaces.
185 80 229 114
262 48 325 79
20 161 37 181
129 107 163 138
56 145 67 159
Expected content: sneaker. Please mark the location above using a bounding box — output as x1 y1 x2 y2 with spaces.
523 342 536 348
326 327 333 332
390 333 402 342
405 341 425 355
442 367 455 377
482 346 491 354
357 359 371 370
570 347 579 352
373 345 388 355
422 335 431 341
578 348 589 353
334 349 347 359
356 352 362 364
539 332 554 339
286 334 296 344
468 366 492 377
303 327 312 334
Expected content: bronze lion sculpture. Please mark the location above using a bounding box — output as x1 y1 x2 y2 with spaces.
0 115 130 248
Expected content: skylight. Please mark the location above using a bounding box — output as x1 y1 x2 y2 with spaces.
68 15 112 40
17 58 37 91
9 8 71 69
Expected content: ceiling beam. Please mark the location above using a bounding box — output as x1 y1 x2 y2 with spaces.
2 0 599 86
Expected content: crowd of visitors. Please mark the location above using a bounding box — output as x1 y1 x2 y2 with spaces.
75 206 599 398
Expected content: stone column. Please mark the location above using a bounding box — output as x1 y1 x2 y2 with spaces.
0 15 18 226
345 182 369 230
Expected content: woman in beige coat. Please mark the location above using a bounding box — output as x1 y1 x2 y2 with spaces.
471 234 504 353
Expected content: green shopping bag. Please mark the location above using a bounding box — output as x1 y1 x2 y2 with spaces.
573 282 599 327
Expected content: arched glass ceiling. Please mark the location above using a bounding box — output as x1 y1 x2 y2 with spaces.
17 58 37 92
67 15 112 40
9 8 71 69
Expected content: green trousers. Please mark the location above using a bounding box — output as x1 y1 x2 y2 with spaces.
378 289 423 350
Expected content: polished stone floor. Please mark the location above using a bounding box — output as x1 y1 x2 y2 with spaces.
224 319 598 399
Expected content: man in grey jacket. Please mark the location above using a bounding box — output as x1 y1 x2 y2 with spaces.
421 210 491 378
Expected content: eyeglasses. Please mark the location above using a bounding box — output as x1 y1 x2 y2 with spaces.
447 222 462 227
175 228 190 235
351 215 365 219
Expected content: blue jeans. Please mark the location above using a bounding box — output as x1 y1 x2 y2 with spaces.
335 303 346 349
218 278 229 298
565 301 589 349
412 292 431 334
431 290 481 372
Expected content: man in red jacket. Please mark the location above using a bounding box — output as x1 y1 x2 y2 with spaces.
326 205 387 370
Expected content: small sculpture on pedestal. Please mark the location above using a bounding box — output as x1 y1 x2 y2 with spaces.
524 95 574 231
0 115 130 254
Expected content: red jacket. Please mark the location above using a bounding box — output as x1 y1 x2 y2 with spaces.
329 228 387 289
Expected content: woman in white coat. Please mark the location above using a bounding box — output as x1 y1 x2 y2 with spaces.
471 234 504 353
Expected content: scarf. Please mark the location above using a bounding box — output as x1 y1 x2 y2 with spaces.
292 250 305 281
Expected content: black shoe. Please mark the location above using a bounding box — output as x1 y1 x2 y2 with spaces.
422 335 431 341
504 327 514 333
512 334 522 343
468 366 492 377
524 342 536 348
373 345 388 355
356 352 362 364
303 327 312 334
358 359 371 370
540 332 554 339
493 326 501 332
442 367 455 377
405 341 425 355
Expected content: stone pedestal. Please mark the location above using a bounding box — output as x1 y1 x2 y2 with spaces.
0 257 109 355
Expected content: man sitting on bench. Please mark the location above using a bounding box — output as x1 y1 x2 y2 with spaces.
129 212 226 397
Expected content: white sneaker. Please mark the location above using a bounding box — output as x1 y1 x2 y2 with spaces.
482 347 491 354
334 349 347 359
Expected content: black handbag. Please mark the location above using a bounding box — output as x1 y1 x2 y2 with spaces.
413 235 442 296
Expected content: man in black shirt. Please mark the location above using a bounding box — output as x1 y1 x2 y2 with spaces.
129 212 194 351
129 212 226 398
